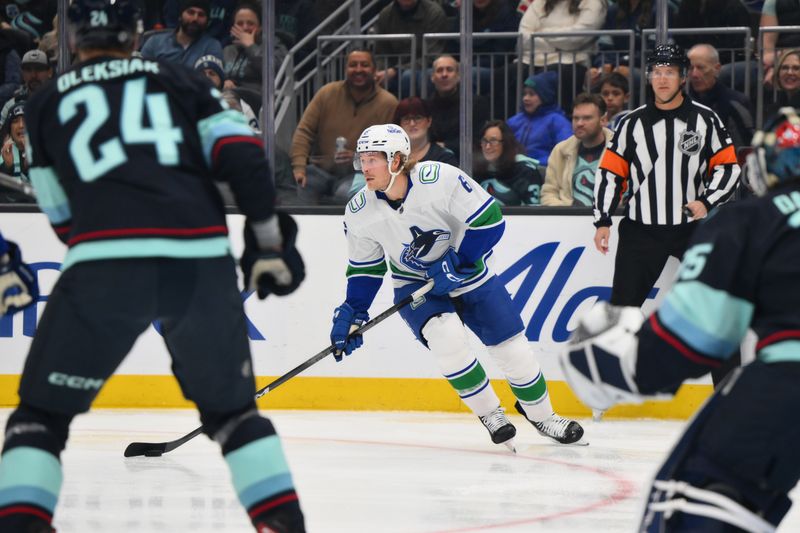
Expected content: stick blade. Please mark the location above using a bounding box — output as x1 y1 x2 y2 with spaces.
124 441 167 458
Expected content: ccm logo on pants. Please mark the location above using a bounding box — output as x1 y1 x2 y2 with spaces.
47 372 105 390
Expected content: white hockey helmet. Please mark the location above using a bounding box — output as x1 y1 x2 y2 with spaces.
354 124 411 192
354 124 410 166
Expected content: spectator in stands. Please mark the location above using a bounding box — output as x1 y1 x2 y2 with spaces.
507 70 572 167
1 101 26 178
760 0 800 89
222 1 287 108
37 13 58 65
291 49 398 204
766 48 800 119
0 50 51 128
541 93 612 206
395 97 458 166
445 0 521 93
519 0 607 113
426 55 490 160
141 0 223 68
0 1 57 44
673 0 752 64
687 44 754 149
473 119 544 205
162 0 235 44
591 0 675 104
598 71 630 129
195 55 260 131
0 101 28 202
373 0 449 96
0 31 21 111
348 96 457 198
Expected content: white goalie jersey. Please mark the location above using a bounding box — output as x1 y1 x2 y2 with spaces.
343 161 505 299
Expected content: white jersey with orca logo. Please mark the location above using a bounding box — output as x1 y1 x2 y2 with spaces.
344 161 500 295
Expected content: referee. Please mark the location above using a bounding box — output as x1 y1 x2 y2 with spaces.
593 44 740 308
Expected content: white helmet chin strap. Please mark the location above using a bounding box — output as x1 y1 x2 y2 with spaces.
378 154 404 193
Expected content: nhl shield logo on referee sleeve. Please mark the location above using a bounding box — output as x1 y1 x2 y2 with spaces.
677 130 703 155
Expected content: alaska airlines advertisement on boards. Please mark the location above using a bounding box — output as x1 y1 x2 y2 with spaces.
0 213 679 381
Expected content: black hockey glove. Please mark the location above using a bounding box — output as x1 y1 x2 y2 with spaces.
0 239 39 316
240 212 305 299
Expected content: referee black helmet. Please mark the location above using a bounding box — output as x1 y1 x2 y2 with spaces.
646 44 689 77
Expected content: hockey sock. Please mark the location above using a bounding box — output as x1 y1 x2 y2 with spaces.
488 334 554 421
218 413 304 532
0 404 70 531
423 313 501 415
443 358 502 415
508 371 553 422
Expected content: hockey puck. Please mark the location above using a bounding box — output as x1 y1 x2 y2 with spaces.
144 450 164 457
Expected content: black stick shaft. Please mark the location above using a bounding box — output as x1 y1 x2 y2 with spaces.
124 282 433 457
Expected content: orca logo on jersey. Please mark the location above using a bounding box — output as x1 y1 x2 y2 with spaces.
678 130 702 156
399 226 451 271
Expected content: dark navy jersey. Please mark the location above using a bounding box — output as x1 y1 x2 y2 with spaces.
635 181 800 393
25 55 274 270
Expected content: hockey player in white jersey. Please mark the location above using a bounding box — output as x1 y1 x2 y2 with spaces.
329 124 584 449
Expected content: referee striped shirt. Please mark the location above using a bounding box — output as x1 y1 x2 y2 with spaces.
593 97 740 226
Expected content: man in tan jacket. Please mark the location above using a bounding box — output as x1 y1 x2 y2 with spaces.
541 93 612 206
291 49 398 204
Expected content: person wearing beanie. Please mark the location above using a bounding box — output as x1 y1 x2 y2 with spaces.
162 0 237 43
194 53 225 89
140 0 223 68
0 102 30 202
194 54 261 132
506 70 572 167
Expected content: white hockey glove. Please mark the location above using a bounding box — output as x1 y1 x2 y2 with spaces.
559 302 667 411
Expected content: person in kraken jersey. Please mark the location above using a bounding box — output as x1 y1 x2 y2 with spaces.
562 107 800 532
0 1 305 532
328 123 585 451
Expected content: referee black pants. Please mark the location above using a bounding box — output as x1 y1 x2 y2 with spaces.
610 218 697 307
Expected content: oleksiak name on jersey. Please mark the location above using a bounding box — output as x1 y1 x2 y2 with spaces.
26 56 276 271
56 58 160 93
342 161 505 312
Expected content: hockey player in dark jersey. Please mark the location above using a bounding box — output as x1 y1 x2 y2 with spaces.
561 106 800 531
0 230 38 315
0 1 306 532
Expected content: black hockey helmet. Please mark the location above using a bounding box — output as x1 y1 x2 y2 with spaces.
745 107 800 195
68 0 141 50
646 44 689 77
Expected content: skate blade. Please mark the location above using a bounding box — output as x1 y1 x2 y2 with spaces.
502 439 517 453
592 409 605 422
540 435 590 446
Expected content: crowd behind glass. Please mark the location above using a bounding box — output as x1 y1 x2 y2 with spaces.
0 0 797 206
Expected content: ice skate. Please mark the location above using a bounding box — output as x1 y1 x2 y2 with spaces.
478 406 517 452
514 401 586 445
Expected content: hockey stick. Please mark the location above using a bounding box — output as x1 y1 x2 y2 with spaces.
123 280 434 457
0 172 35 199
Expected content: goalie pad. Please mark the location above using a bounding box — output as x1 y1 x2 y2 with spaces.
559 303 669 411
645 480 777 533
